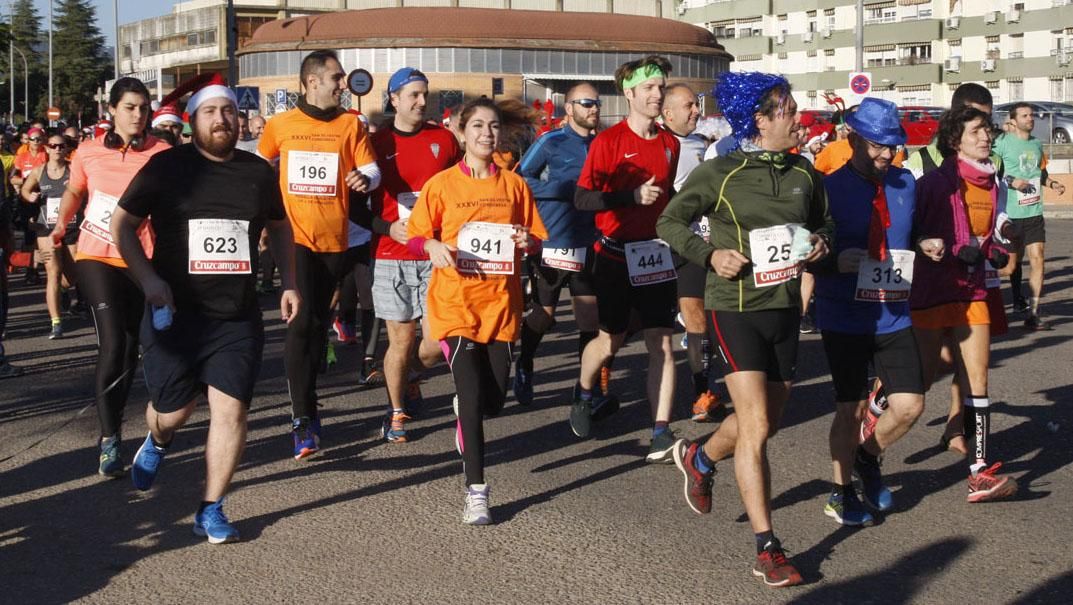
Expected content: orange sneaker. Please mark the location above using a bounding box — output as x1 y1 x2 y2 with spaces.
691 391 721 422
967 462 1018 503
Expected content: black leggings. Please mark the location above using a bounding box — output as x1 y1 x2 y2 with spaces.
78 260 144 439
443 336 512 486
0 250 8 357
338 243 380 358
286 245 346 420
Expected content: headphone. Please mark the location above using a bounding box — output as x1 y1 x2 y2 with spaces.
103 128 147 152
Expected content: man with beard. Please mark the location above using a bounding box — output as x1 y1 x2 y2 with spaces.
258 50 380 460
513 82 603 408
110 74 301 543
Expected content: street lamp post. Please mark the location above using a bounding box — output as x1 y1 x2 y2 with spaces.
48 0 53 111
113 0 118 80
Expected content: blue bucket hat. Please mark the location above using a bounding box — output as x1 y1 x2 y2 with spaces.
388 67 428 94
845 97 906 146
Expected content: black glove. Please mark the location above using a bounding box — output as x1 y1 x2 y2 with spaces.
989 247 1010 270
999 220 1023 243
956 246 983 266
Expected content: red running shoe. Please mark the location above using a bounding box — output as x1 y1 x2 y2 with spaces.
672 440 713 514
753 545 804 587
967 462 1018 503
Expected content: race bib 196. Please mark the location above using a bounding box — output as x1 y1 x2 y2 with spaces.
855 250 915 302
457 222 515 275
287 150 339 196
625 239 676 286
188 219 251 274
396 191 420 220
1017 177 1041 206
81 191 120 244
541 246 586 273
46 197 61 226
749 224 802 287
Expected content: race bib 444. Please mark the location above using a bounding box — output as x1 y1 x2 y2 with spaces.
625 239 676 286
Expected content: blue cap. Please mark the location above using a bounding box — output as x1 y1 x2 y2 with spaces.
845 97 906 146
388 67 428 94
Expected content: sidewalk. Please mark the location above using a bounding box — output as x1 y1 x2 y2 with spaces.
1044 204 1073 219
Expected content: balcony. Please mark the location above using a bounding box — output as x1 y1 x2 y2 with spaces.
681 0 773 23
721 35 772 58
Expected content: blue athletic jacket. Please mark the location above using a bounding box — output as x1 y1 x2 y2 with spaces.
518 126 599 249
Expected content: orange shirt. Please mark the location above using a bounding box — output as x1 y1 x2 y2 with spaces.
13 148 46 178
813 138 905 175
408 164 547 343
962 180 994 237
71 136 170 267
258 108 377 253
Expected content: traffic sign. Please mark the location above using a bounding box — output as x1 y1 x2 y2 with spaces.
849 72 872 96
46 106 61 121
275 89 287 106
347 69 374 96
236 86 260 110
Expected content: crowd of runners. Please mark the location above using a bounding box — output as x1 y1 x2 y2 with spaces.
0 50 1065 586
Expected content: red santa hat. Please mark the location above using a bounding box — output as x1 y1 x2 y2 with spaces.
152 103 183 128
157 73 237 117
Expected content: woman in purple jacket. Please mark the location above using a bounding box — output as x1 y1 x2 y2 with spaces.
910 105 1017 503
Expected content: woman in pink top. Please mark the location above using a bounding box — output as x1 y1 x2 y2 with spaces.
50 77 170 477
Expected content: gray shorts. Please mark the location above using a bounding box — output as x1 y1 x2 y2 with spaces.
373 258 432 321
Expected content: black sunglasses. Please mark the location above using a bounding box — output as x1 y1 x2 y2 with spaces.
570 99 601 109
45 143 66 149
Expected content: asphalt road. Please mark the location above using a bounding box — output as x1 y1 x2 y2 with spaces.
2 222 1072 604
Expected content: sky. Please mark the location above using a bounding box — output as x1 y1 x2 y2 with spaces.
30 0 178 47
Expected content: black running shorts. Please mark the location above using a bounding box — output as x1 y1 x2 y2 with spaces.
594 251 677 335
821 327 924 402
527 246 597 308
708 308 799 381
141 309 264 412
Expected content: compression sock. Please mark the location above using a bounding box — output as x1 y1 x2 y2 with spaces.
693 446 714 473
360 310 377 348
1010 264 1024 303
968 396 990 473
755 531 777 555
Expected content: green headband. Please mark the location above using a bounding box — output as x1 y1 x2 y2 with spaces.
622 64 666 90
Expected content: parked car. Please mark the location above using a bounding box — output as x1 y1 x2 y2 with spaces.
993 102 1073 144
898 105 944 146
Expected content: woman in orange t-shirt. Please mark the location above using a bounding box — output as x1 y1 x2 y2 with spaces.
50 77 170 477
407 98 546 525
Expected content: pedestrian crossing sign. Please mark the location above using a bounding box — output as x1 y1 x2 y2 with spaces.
236 86 260 110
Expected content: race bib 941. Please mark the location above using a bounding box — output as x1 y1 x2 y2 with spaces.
457 222 515 275
287 150 339 196
188 219 251 274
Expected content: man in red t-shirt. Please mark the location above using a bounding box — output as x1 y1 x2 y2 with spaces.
369 68 461 443
571 56 681 463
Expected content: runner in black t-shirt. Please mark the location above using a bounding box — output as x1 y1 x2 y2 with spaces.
111 80 301 544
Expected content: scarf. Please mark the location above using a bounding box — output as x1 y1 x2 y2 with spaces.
296 97 345 122
956 157 996 189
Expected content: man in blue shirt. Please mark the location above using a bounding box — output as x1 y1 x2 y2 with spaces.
814 98 926 526
513 83 608 409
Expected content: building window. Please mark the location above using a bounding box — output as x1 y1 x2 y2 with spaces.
865 4 897 25
122 45 131 59
1051 79 1064 103
986 36 1001 60
1008 34 1024 59
1066 77 1073 102
439 90 464 115
1009 80 1023 101
899 43 931 65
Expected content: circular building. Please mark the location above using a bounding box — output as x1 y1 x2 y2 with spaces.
237 7 731 121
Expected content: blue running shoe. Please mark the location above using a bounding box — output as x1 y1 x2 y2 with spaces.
824 490 874 526
381 410 411 443
131 433 168 491
855 451 894 512
193 500 240 544
292 417 320 461
98 435 124 478
512 365 533 406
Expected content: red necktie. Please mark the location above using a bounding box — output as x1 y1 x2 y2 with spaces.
868 181 891 261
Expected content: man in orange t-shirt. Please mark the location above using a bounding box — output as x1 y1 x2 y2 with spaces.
258 49 381 460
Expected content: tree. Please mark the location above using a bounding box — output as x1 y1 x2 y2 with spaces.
51 0 110 122
5 0 46 121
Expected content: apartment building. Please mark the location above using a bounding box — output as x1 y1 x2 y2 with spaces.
118 0 680 96
678 0 1073 109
